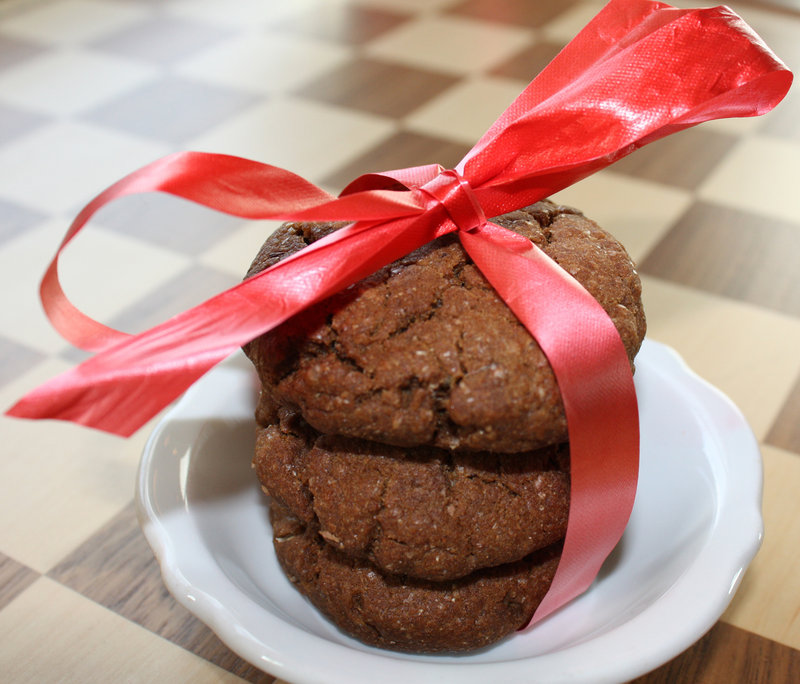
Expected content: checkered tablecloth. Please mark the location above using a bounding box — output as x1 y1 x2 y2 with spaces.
1 0 799 681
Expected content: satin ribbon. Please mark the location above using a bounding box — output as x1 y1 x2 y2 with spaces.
6 0 791 625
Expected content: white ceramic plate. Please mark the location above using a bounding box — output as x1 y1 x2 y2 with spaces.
136 339 763 684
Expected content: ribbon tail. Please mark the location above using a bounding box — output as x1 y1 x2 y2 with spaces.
459 223 639 623
7 212 451 436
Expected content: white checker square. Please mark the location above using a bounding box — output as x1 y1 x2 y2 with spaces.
0 220 81 355
365 15 534 75
166 0 323 29
404 75 527 145
0 217 191 351
699 114 767 137
175 30 351 94
552 170 693 263
699 135 800 226
198 219 283 278
723 443 800 652
0 0 149 46
0 357 152 571
55 224 191 326
0 48 157 117
0 578 246 681
188 97 395 183
0 121 169 214
731 5 800 72
641 276 800 442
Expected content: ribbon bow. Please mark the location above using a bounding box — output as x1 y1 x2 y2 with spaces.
6 0 791 625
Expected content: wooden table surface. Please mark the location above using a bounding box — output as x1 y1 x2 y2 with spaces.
1 0 799 681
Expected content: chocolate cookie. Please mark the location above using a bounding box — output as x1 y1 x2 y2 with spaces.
254 409 569 581
244 201 645 453
271 501 560 653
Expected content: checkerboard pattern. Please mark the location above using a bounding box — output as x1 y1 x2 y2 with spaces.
1 0 799 681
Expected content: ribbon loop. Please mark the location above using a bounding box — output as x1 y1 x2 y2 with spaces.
416 168 487 233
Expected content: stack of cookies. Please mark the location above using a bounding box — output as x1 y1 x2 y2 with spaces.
243 201 646 653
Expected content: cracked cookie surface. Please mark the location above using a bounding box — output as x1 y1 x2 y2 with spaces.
270 501 560 653
254 409 569 581
244 200 646 452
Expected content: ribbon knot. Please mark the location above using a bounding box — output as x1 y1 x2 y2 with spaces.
416 168 487 233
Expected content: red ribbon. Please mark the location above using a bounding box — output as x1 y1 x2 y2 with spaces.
6 0 791 625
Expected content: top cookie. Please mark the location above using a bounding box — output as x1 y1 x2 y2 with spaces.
244 201 645 453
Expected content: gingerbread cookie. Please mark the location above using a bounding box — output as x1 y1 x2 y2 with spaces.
254 409 569 581
271 501 560 653
244 201 645 453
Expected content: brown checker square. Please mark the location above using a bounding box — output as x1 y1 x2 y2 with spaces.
639 201 800 318
766 374 800 455
83 76 257 144
47 503 275 683
320 130 471 191
107 265 240 335
628 621 800 683
447 0 583 27
0 336 47 388
611 127 740 190
743 0 800 16
0 552 39 611
490 40 565 81
295 57 460 118
89 15 236 64
271 4 409 45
